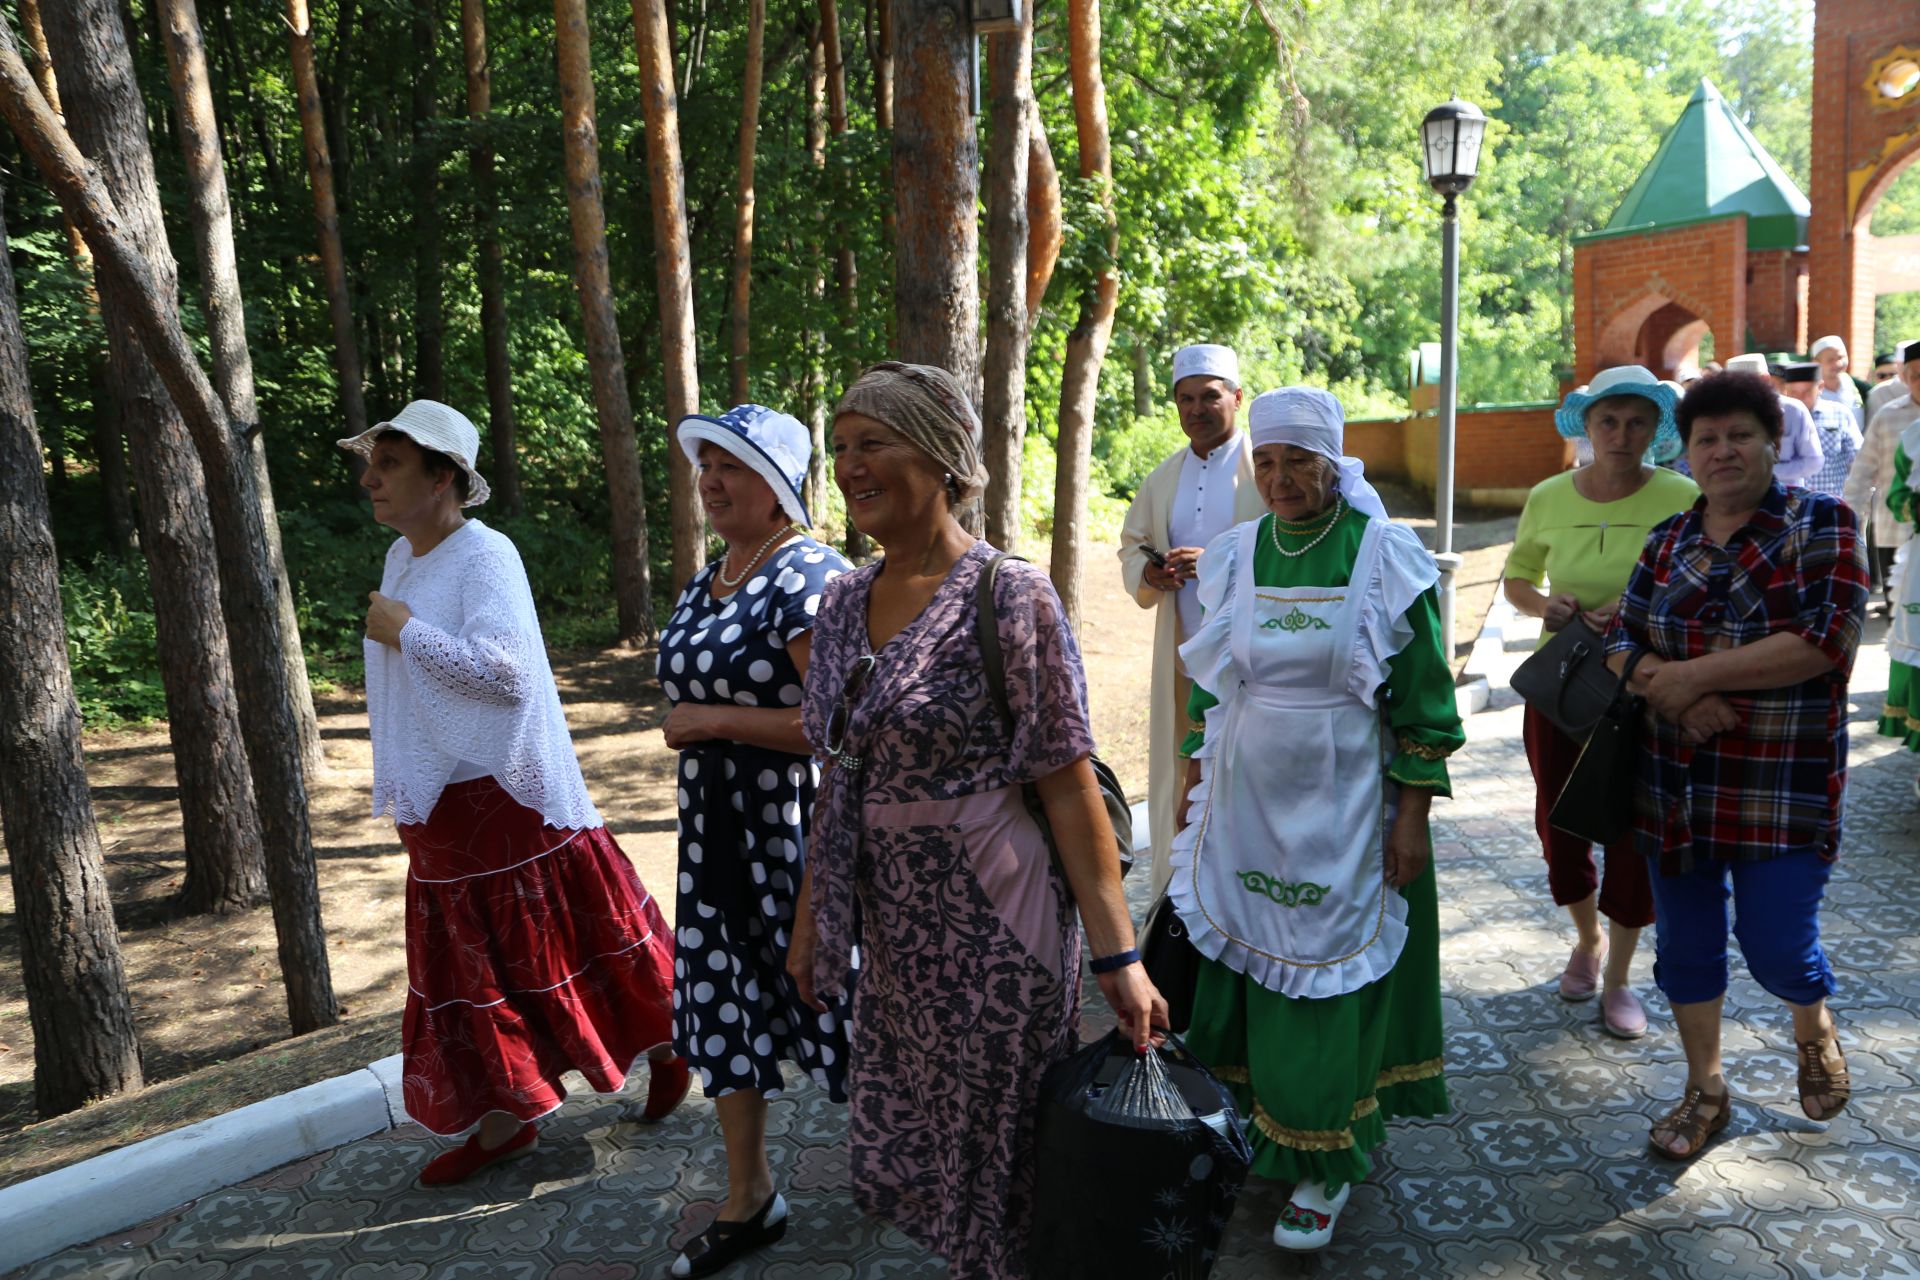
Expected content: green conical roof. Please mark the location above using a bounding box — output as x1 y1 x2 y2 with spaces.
1604 78 1809 251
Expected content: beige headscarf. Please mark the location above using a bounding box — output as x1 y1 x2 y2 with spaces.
834 362 989 505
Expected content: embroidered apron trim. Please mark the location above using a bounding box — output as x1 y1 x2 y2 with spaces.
1236 872 1332 907
1394 736 1452 761
1190 791 1392 969
1261 607 1333 632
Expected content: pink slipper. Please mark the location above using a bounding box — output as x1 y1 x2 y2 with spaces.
1602 987 1648 1039
1558 943 1605 1002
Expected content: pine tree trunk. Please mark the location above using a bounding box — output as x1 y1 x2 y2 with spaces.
38 0 267 919
1026 103 1061 332
982 17 1031 553
727 0 764 407
286 0 368 443
21 0 136 554
890 0 978 390
1049 0 1118 628
0 24 342 1032
819 0 856 373
870 0 895 352
554 0 654 643
628 0 705 594
872 0 892 129
410 0 444 402
157 0 322 786
802 26 841 548
0 176 145 1120
460 0 520 515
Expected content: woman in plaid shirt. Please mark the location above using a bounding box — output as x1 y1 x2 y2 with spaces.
1605 370 1867 1161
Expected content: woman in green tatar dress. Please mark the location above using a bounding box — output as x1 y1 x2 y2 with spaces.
1170 386 1461 1253
1875 341 1920 792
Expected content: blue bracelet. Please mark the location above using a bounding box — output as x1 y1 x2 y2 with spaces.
1090 948 1140 975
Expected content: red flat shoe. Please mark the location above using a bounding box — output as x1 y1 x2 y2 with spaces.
639 1055 692 1123
419 1120 538 1186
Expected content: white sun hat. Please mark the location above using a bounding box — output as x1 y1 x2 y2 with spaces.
1171 343 1241 392
336 400 492 508
676 404 813 526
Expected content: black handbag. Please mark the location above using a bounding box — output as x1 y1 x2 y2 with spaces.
975 554 1135 886
1547 650 1650 845
1509 615 1621 741
1139 892 1200 1034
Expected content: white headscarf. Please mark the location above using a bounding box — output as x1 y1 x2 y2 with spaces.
1246 387 1389 523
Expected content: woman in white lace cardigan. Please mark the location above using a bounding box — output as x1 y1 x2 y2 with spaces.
342 401 684 1187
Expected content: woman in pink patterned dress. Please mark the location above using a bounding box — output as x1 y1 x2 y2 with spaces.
789 363 1164 1279
343 400 685 1187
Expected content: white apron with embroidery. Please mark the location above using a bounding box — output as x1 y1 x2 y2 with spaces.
1169 518 1409 1000
1892 419 1920 667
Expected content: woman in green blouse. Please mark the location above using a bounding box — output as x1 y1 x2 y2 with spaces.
1169 387 1461 1253
1503 365 1697 1039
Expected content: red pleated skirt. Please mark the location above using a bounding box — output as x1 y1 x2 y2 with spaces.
398 776 675 1135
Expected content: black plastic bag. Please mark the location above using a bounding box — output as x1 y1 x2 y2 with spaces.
1029 1031 1253 1279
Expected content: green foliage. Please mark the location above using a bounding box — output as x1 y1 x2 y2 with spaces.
59 556 169 728
5 0 1818 725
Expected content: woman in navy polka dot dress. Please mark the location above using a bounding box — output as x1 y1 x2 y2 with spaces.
657 405 853 1278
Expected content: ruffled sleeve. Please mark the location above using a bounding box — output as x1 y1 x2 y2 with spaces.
1174 524 1244 756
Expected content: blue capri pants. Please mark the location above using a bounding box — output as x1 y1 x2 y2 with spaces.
1644 851 1837 1007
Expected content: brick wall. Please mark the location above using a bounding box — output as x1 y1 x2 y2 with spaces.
1571 216 1747 382
1746 248 1810 353
1350 403 1567 496
1808 1 1920 355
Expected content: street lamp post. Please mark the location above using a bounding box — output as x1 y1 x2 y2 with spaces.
1420 97 1487 674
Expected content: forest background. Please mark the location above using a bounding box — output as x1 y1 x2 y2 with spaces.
12 0 1908 727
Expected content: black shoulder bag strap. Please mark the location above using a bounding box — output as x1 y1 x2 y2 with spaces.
975 552 1021 730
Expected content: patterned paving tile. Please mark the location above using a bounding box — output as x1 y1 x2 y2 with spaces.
14 651 1920 1280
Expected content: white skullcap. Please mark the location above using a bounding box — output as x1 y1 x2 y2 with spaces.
1246 386 1389 522
1724 353 1771 377
1810 335 1847 359
1171 344 1240 392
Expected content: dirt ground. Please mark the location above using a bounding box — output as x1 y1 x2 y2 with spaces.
0 520 1510 1187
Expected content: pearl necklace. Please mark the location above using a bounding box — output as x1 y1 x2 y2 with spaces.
1268 495 1345 558
718 524 795 587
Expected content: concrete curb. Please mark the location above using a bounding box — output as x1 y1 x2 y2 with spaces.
1458 596 1526 717
0 1053 405 1273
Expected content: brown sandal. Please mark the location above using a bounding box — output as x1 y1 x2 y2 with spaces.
1648 1084 1732 1161
1798 1020 1852 1122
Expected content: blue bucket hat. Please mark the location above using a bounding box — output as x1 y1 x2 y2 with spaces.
676 404 813 527
1554 364 1681 458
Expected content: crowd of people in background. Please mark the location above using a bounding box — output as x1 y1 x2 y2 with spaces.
335 324 1901 1276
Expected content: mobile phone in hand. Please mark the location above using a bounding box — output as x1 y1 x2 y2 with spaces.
1140 544 1168 568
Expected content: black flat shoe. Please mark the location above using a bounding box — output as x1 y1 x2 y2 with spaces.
669 1192 789 1278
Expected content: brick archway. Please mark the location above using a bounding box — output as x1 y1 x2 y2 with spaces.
1572 218 1746 383
1807 3 1920 354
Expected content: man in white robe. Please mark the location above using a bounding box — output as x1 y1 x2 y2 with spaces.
1118 344 1266 894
